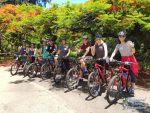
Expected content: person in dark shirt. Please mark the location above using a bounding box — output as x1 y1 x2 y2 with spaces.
47 38 57 56
18 40 26 56
28 43 36 63
91 33 108 66
18 40 27 64
55 38 70 70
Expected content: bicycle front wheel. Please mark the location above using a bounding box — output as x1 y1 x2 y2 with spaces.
88 71 102 98
106 74 122 104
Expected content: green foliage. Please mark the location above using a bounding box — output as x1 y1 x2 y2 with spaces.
0 0 150 69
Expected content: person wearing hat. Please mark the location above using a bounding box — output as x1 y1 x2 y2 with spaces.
91 33 108 60
18 40 27 64
110 31 139 96
79 35 91 55
78 35 92 77
18 40 27 56
55 37 70 70
27 43 36 63
47 38 57 56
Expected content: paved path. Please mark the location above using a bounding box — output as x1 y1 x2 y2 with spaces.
0 67 150 113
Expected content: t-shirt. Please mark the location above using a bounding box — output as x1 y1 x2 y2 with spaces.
81 43 90 52
59 45 70 58
80 43 91 56
95 43 106 59
20 46 26 55
29 48 35 56
47 44 57 54
116 41 134 56
42 47 50 59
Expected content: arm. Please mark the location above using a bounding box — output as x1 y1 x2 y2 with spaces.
66 49 71 57
39 48 42 55
103 43 108 59
26 48 29 55
91 45 96 56
82 47 90 57
57 49 60 55
127 41 135 54
131 48 135 54
52 45 57 55
34 49 36 56
110 48 118 60
18 46 21 53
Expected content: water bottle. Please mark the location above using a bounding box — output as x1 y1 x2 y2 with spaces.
124 72 127 80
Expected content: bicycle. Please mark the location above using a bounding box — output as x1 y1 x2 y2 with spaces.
25 56 44 78
40 57 54 80
66 57 94 90
23 55 35 76
106 59 133 104
53 57 70 84
87 58 114 98
10 54 27 75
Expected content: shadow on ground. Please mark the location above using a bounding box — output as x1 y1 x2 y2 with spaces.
9 78 35 84
119 98 150 113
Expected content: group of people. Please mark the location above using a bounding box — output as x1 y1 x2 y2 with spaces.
17 31 139 96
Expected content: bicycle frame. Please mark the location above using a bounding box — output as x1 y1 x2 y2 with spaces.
118 65 130 88
95 63 106 82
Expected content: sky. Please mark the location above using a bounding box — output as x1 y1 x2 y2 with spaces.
36 0 88 8
51 0 88 4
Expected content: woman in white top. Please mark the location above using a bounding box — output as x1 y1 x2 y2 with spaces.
110 31 139 96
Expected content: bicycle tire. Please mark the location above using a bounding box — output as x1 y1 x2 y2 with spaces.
66 67 79 90
88 71 102 98
106 75 121 104
10 62 19 75
26 63 38 78
40 63 52 80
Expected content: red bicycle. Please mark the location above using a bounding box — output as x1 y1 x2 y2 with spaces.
87 58 114 98
106 59 133 104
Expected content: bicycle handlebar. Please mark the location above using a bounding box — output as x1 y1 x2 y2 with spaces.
111 59 134 66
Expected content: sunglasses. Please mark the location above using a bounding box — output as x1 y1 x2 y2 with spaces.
119 35 125 38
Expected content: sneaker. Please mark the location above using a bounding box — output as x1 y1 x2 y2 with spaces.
129 89 135 97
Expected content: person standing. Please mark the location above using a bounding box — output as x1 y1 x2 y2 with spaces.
110 31 139 96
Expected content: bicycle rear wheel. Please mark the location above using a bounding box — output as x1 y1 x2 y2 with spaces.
26 63 38 78
106 74 122 104
23 62 30 76
126 74 132 93
40 64 52 80
10 62 19 75
88 71 102 98
66 68 79 90
53 65 62 84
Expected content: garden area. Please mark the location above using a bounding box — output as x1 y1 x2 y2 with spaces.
0 0 150 87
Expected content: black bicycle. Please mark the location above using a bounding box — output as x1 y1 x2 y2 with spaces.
10 54 27 75
53 57 72 84
40 57 54 80
66 57 94 90
25 57 44 78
